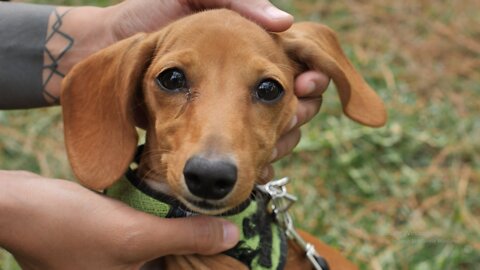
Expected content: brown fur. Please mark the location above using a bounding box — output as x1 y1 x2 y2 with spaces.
62 9 385 270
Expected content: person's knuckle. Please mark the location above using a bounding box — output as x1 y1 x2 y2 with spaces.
298 101 320 123
289 129 301 150
114 219 146 260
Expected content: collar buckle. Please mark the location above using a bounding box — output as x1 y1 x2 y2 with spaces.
257 177 297 214
256 177 330 270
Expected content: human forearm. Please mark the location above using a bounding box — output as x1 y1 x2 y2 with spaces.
0 3 113 109
0 3 53 109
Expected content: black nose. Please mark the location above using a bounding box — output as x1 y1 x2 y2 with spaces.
183 156 237 200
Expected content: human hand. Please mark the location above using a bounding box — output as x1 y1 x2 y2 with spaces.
45 0 329 170
107 0 294 41
261 71 330 181
0 170 239 270
103 0 331 178
43 0 322 103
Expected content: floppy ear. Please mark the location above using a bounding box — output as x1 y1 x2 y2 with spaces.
279 23 387 127
61 33 158 190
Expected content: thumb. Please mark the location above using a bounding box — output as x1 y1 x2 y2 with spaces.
129 215 239 261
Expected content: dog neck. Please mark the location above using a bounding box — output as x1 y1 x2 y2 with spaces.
105 146 288 269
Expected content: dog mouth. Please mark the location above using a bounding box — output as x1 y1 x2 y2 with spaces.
188 199 219 210
144 179 233 215
180 197 232 215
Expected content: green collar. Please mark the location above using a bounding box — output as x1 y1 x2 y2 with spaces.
105 169 287 270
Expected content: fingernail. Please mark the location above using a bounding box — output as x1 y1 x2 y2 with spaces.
222 221 239 248
264 6 291 20
270 148 278 161
307 81 317 93
288 115 298 130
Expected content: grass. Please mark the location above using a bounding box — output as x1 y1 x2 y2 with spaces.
1 0 479 269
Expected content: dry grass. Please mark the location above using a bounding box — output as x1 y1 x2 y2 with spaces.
1 0 479 269
274 0 480 268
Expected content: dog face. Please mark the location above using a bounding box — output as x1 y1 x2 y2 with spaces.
138 14 297 213
62 10 386 214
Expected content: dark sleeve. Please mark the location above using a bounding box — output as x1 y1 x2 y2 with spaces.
0 2 54 109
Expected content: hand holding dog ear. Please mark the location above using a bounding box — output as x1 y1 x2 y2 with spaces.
45 0 326 157
0 171 239 270
108 0 294 39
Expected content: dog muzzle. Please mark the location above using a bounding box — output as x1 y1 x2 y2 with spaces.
105 166 288 270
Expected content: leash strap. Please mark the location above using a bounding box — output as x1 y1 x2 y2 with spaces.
257 177 330 270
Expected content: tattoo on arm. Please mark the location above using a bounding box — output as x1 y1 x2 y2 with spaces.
42 8 74 104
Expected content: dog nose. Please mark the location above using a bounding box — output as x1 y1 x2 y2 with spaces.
183 156 237 200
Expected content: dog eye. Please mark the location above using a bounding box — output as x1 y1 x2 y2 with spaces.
255 79 284 103
156 68 188 92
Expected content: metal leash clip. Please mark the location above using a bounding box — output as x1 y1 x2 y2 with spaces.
257 177 330 270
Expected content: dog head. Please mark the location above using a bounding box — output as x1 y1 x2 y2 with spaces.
62 9 386 214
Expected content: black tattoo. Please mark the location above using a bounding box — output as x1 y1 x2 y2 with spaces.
42 8 74 104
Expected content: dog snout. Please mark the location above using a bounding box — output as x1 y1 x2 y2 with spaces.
183 156 237 200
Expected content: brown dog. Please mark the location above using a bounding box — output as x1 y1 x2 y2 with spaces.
61 9 386 270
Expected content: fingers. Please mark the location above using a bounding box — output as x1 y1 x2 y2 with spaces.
269 71 329 163
294 70 330 125
190 0 293 32
261 128 301 180
294 70 330 98
229 0 293 31
270 128 301 162
127 215 239 261
111 0 293 43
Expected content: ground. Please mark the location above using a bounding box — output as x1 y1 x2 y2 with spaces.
1 0 479 269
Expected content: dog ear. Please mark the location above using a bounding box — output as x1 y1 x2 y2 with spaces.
278 23 387 127
61 33 158 190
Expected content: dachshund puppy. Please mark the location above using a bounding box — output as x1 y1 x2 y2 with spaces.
62 9 386 270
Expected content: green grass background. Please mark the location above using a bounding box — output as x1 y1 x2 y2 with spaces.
1 0 479 269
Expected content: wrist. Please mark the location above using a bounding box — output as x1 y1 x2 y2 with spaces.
42 6 115 103
52 6 116 65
